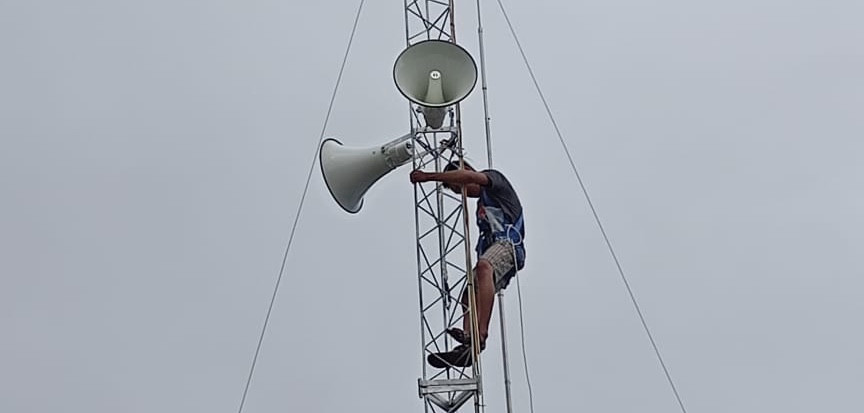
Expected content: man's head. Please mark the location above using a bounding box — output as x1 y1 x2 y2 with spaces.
443 160 482 197
444 160 475 173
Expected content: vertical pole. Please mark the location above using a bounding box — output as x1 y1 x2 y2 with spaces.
497 297 514 413
476 0 494 169
474 1 515 413
448 5 486 413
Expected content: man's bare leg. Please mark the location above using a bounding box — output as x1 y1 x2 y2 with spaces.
461 260 495 349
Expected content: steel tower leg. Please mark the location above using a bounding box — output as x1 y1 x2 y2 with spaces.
405 2 483 413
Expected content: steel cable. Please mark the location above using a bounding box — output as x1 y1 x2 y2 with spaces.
494 1 689 412
236 2 366 412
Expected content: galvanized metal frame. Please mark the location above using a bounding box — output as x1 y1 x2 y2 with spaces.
405 2 484 413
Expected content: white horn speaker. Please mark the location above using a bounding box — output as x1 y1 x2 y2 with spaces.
319 133 414 213
393 40 478 109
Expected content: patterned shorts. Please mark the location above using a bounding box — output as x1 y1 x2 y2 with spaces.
479 241 519 292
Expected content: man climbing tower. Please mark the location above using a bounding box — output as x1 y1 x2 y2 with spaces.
410 160 526 368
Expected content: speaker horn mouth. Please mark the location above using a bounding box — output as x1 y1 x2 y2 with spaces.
393 39 478 109
319 138 363 214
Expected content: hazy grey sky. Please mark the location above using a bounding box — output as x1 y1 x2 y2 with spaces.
1 1 862 412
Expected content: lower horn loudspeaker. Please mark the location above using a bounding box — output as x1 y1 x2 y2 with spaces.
319 133 414 213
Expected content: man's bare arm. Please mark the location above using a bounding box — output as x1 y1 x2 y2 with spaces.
410 169 489 186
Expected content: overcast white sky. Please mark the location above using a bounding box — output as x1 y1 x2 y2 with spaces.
2 1 862 412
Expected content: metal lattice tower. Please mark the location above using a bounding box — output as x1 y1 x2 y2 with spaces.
405 1 485 413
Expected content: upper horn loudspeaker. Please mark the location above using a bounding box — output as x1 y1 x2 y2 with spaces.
393 40 478 109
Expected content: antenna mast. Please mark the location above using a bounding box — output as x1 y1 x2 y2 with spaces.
471 2 516 413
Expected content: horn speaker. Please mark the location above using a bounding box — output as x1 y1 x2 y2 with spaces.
319 134 414 213
393 40 478 128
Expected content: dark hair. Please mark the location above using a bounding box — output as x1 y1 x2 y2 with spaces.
444 160 473 172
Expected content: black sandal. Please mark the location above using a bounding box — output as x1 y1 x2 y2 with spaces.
428 344 472 368
446 328 486 350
